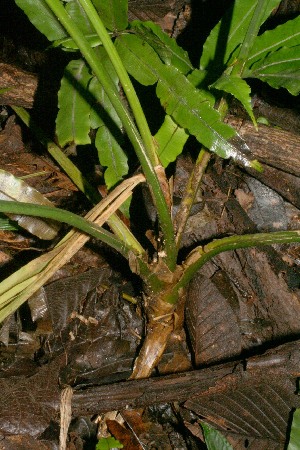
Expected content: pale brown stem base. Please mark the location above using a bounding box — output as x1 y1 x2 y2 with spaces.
129 289 186 380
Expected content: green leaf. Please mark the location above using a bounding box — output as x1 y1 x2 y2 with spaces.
88 48 128 190
15 0 67 41
245 15 300 71
56 59 93 146
155 66 235 158
66 0 95 35
52 34 102 50
130 20 193 75
88 47 121 130
115 34 160 86
116 34 261 168
155 115 188 168
211 74 257 125
188 69 208 88
95 125 128 189
187 69 215 105
287 408 300 450
0 87 12 94
245 45 300 95
96 436 123 449
92 0 128 31
200 0 281 74
0 169 60 240
89 76 122 130
201 422 234 450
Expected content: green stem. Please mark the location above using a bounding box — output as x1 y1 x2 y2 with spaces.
165 230 300 304
233 0 266 75
12 106 144 255
77 0 159 167
0 200 130 257
45 0 176 270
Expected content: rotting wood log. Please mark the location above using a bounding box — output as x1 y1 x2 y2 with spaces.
0 63 37 108
227 115 300 177
246 163 300 210
71 340 300 416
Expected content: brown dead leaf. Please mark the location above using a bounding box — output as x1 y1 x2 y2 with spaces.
107 419 142 450
234 188 254 211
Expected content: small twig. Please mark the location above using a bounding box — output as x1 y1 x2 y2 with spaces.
174 149 211 248
59 386 73 450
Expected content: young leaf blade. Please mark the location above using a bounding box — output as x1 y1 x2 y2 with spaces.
92 0 128 31
96 436 123 449
201 422 233 450
56 59 93 146
245 45 300 95
130 20 193 75
210 74 257 125
245 15 300 71
15 0 67 41
88 47 121 129
95 125 128 189
115 34 160 86
66 0 95 35
88 50 128 189
287 408 300 450
155 115 189 168
200 0 281 75
52 34 102 51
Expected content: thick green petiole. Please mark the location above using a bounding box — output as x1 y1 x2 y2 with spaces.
12 106 144 255
44 0 177 271
0 200 131 257
165 230 300 304
77 0 159 167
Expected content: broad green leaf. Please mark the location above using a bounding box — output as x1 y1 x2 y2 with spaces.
210 74 257 125
155 115 188 168
66 0 95 35
156 66 235 158
88 50 128 189
200 0 281 74
52 34 102 51
245 15 300 71
116 34 261 169
95 125 128 189
0 169 60 240
56 59 93 146
15 0 67 41
188 69 208 88
92 0 128 31
188 69 216 105
201 422 233 450
130 20 193 75
89 76 122 130
288 408 300 450
115 34 160 86
88 47 121 130
96 436 123 449
245 45 300 95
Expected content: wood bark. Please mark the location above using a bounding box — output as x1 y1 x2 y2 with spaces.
0 63 38 108
227 116 300 177
71 340 300 416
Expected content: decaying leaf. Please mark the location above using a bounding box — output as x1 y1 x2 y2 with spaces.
0 169 60 240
